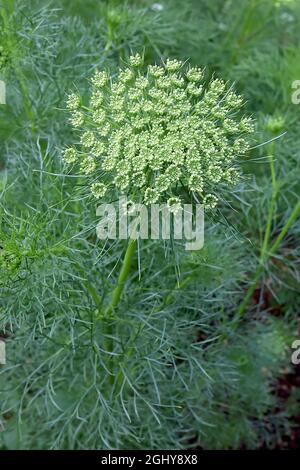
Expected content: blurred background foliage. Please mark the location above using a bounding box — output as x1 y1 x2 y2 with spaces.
0 0 299 449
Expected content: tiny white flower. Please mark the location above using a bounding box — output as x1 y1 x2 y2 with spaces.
80 157 96 175
203 194 218 209
91 70 108 88
167 197 182 214
81 131 95 148
91 182 107 199
66 93 81 110
129 53 143 67
63 148 77 164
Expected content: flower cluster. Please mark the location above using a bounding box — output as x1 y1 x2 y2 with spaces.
64 54 254 208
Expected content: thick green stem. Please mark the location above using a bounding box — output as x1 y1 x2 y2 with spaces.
105 238 137 318
102 238 136 384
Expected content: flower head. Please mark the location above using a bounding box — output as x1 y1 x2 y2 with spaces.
64 55 254 207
